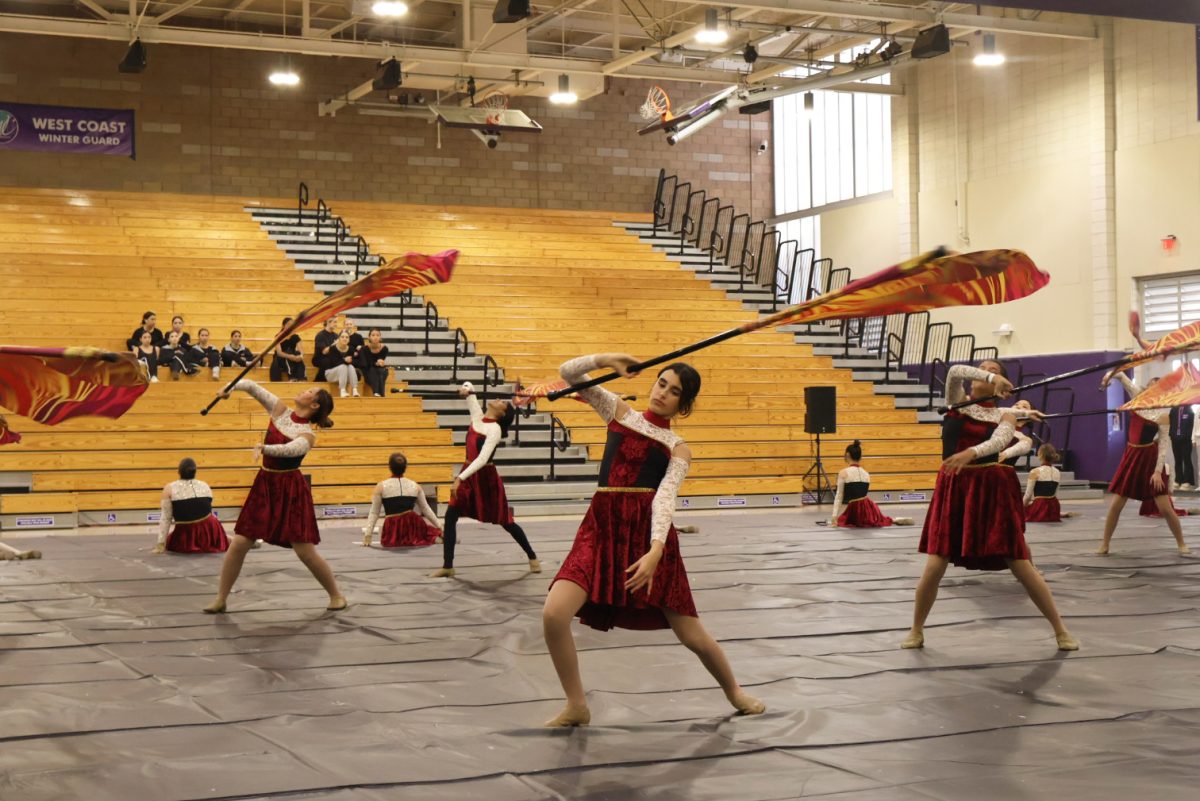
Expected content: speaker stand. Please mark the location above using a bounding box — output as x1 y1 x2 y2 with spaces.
803 431 835 504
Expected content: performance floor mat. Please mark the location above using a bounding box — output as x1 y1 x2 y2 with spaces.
2 502 1199 800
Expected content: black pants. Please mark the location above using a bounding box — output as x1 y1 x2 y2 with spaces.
441 507 536 569
138 352 158 379
361 365 388 397
1171 437 1195 486
270 356 306 382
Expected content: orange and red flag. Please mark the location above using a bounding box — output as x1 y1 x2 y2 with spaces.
1119 363 1200 411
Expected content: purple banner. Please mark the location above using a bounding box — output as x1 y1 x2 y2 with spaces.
0 101 135 158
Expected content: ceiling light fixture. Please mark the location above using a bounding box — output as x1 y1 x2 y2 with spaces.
695 9 728 45
549 73 577 105
372 1 408 16
973 32 1005 67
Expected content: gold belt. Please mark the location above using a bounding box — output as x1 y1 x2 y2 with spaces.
384 510 415 518
846 496 868 504
959 461 1010 469
1033 495 1057 499
596 487 653 493
1128 441 1157 449
174 514 214 525
261 466 300 473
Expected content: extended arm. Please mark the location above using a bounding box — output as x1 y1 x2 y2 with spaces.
233 379 283 416
157 487 173 546
362 484 383 542
559 354 622 423
945 364 997 405
999 431 1033 463
415 486 441 529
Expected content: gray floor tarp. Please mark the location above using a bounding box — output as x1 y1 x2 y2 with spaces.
2 503 1199 800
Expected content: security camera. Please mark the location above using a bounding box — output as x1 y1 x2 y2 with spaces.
471 129 501 149
757 139 769 154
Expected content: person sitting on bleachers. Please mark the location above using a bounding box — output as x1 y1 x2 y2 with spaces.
127 311 164 352
313 317 339 382
133 330 160 383
357 328 390 397
323 330 360 398
153 457 229 554
167 315 192 350
344 319 365 361
221 330 255 368
269 316 307 382
187 327 222 380
160 330 198 380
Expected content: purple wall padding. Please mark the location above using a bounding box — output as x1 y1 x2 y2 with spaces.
968 1 1200 24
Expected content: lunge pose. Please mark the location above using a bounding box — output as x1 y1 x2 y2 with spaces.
542 353 765 727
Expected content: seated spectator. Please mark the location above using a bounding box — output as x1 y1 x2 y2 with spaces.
358 328 390 398
221 330 254 368
168 315 192 350
269 317 307 382
344 319 365 361
134 330 160 383
127 311 164 352
153 457 229 554
312 317 339 382
187 328 221 380
323 330 360 398
160 331 198 380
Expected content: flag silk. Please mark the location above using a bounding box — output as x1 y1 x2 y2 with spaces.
514 379 585 407
0 346 149 429
0 415 19 445
1118 363 1200 411
1109 320 1200 377
750 249 1050 331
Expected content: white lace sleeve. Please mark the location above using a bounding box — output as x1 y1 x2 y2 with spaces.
1158 419 1172 478
157 491 172 545
234 379 279 413
1114 372 1142 399
362 484 383 537
829 471 846 524
1023 469 1036 505
415 485 440 529
461 382 484 424
945 364 996 405
650 456 689 545
999 431 1033 463
560 355 619 423
262 437 312 458
456 425 501 481
968 418 1017 460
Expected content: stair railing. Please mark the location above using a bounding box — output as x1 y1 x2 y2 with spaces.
549 415 571 480
297 182 308 226
450 327 469 382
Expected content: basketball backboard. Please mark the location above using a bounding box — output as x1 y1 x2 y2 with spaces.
637 85 738 136
429 105 543 133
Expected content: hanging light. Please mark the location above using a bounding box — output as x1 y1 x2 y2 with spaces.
803 92 815 115
695 9 728 45
372 1 408 16
973 33 1005 67
269 67 300 86
549 73 577 105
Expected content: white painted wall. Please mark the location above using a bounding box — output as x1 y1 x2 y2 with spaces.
818 193 898 276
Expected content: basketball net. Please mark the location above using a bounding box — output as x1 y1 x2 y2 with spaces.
478 92 509 128
639 85 672 121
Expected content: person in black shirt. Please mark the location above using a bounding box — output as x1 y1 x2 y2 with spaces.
221 330 254 368
160 330 198 380
133 330 160 383
357 328 390 397
187 327 222 380
313 317 339 382
270 317 307 382
167 315 192 350
344 319 366 362
1169 404 1196 490
127 311 165 352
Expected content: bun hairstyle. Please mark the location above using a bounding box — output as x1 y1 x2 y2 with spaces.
178 457 198 480
142 310 156 324
310 389 335 429
659 362 702 417
496 401 516 437
845 439 863 461
978 357 1008 379
1037 443 1061 464
388 452 408 477
281 317 293 327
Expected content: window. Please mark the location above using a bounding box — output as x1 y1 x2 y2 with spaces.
1140 274 1200 336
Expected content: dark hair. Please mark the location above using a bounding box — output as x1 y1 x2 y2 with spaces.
310 389 334 429
198 327 209 336
978 358 1008 379
282 317 293 326
230 329 241 338
141 311 156 324
845 439 862 461
178 457 197 480
657 362 701 417
388 452 408 477
495 400 516 437
1038 443 1061 464
172 315 184 325
139 330 152 343
368 327 382 336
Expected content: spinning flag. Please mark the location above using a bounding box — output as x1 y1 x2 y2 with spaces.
0 415 19 446
514 379 585 407
0 346 150 445
1105 320 1200 381
1118 363 1200 412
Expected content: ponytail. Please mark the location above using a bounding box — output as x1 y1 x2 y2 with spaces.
310 389 335 429
1037 443 1060 464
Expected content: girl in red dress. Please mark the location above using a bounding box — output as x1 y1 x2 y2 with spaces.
1023 444 1073 523
1097 372 1190 554
828 440 913 527
541 353 765 727
905 360 1079 651
362 452 443 548
430 382 539 577
203 380 346 613
153 458 229 554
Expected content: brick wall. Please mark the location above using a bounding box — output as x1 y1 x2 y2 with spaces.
0 33 771 216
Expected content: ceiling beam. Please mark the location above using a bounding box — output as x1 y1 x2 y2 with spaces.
602 8 762 74
225 0 257 21
154 0 205 25
77 0 114 21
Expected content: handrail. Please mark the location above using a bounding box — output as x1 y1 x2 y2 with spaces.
423 301 439 355
297 182 308 226
548 415 571 480
354 234 368 281
315 198 329 241
449 327 469 382
481 354 500 401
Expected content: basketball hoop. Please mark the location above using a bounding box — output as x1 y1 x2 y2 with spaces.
477 92 509 128
639 85 672 121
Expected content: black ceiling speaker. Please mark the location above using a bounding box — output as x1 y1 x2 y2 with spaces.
743 44 758 64
911 24 950 59
373 58 401 91
118 39 147 74
493 0 531 23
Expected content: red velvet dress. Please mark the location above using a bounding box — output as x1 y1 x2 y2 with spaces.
1108 413 1169 501
1139 495 1184 517
1024 475 1062 523
920 407 1031 570
167 508 229 554
836 479 894 528
234 413 321 547
381 500 442 547
450 419 514 525
554 410 697 631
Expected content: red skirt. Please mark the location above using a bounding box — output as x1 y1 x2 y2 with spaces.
451 464 514 525
381 512 442 547
837 498 893 528
166 514 229 553
553 489 697 631
1025 496 1061 523
920 463 1031 571
1108 443 1168 501
1139 496 1184 517
234 468 320 547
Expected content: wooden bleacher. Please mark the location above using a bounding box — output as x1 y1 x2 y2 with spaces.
334 201 941 504
0 188 462 525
